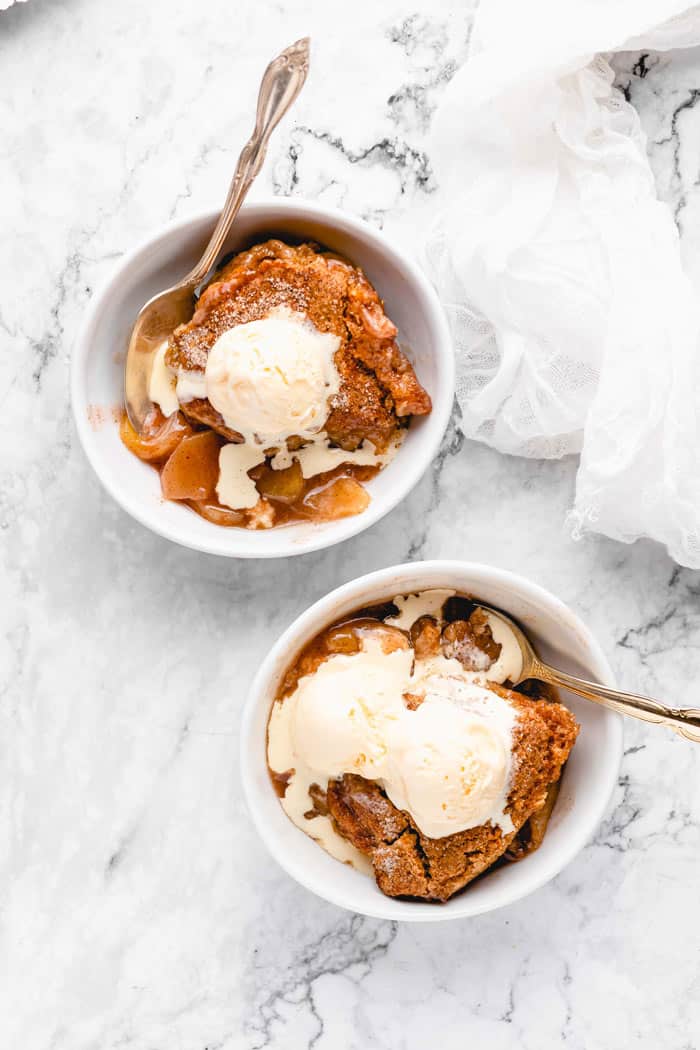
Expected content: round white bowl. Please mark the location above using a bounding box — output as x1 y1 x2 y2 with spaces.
71 200 454 558
241 560 623 922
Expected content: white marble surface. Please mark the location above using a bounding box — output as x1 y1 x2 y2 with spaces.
2 2 700 1047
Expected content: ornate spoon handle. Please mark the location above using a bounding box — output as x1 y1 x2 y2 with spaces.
185 37 310 287
534 660 700 742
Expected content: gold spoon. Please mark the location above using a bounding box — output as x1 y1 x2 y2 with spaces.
124 37 310 433
477 604 700 743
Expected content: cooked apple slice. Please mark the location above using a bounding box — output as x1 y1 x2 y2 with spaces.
161 431 222 501
301 477 370 521
188 499 245 527
253 461 305 505
120 409 192 464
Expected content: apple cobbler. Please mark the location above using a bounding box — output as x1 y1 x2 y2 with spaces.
121 240 431 529
267 591 579 902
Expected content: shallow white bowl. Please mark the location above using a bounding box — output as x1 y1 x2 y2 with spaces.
71 200 454 558
241 560 623 922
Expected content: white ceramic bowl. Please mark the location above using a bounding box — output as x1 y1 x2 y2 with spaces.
71 200 454 558
241 560 623 922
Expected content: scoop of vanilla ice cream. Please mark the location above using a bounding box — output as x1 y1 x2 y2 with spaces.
288 646 410 779
267 632 517 846
385 692 511 838
291 674 385 778
204 306 340 445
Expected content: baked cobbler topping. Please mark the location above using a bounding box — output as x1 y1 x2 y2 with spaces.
122 239 432 529
267 590 579 902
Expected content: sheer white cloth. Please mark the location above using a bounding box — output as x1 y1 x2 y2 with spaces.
425 0 700 567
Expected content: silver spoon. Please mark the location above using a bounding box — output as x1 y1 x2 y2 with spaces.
478 604 700 743
124 37 310 433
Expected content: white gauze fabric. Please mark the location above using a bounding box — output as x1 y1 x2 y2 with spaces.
426 0 700 567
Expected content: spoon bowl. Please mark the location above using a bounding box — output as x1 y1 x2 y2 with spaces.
124 285 197 430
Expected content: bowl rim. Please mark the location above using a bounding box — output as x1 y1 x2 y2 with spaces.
240 559 624 922
71 198 455 559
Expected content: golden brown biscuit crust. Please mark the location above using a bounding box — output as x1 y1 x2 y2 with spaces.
325 689 579 901
166 240 431 450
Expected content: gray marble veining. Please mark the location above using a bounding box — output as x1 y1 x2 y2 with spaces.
2 1 700 1047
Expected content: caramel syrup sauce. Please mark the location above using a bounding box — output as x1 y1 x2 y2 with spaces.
120 408 379 529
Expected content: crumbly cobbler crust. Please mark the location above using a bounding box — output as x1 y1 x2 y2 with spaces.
167 240 431 451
